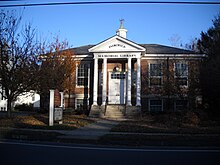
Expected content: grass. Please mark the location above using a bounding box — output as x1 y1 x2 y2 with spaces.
111 112 220 134
103 112 220 147
0 112 95 130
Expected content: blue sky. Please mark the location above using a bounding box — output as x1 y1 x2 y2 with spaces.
1 0 220 48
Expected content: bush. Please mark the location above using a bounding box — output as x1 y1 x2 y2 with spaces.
14 103 34 112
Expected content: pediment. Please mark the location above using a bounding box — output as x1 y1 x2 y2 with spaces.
89 35 145 53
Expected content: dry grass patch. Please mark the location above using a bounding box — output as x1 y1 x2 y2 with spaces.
111 112 220 134
0 113 94 130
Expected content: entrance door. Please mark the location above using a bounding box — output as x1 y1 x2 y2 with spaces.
108 72 126 104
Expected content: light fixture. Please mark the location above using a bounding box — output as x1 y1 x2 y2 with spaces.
115 65 120 72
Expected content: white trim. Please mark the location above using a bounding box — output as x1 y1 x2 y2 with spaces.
93 58 98 105
148 63 163 87
89 35 146 53
127 58 132 106
142 57 204 60
102 58 107 105
74 94 89 109
75 97 89 110
143 54 206 58
76 62 90 88
174 62 188 87
75 55 93 58
136 58 141 106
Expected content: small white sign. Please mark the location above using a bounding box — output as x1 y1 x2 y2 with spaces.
54 108 63 121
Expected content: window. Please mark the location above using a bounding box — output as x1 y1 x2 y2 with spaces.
149 99 163 112
175 100 188 111
175 63 188 86
111 73 126 79
77 63 89 86
76 99 84 109
149 63 162 86
75 98 88 110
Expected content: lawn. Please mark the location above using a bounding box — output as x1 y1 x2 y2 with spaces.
111 111 220 134
0 112 95 130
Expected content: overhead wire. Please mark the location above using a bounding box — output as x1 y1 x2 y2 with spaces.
0 1 220 8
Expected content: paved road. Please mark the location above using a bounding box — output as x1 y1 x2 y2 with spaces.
0 141 219 165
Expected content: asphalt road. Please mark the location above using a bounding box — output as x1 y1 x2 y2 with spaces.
0 141 220 165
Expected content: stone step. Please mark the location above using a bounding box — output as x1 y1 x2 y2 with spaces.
105 105 125 119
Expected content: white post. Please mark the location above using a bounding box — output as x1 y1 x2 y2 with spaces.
59 91 64 124
102 58 107 105
127 58 132 106
49 89 54 126
59 92 64 108
93 58 98 105
136 58 141 106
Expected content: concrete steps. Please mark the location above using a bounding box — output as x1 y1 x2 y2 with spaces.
105 105 125 119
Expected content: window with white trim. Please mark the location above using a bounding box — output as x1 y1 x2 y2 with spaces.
149 99 163 112
75 98 88 110
77 63 89 87
175 63 188 86
149 63 162 86
76 99 84 109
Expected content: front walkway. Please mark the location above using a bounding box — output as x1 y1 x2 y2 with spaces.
59 118 120 140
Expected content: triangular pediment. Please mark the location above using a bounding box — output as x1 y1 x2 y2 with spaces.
89 35 145 53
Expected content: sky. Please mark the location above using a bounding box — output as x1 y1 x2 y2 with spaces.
1 0 220 48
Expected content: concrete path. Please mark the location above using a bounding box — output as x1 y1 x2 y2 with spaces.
59 119 120 140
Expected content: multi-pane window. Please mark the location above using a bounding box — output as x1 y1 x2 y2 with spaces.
77 63 89 86
149 63 162 86
175 63 188 86
175 100 188 111
149 99 163 112
111 73 126 79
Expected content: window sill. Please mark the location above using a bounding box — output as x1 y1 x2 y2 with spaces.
76 85 89 88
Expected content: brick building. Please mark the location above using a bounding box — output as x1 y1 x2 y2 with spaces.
54 22 204 118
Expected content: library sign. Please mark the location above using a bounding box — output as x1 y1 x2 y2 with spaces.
97 54 137 58
54 107 63 121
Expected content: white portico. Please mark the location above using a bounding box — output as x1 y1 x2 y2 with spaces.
89 22 145 117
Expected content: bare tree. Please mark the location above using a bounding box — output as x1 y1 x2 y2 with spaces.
0 10 40 118
169 34 182 48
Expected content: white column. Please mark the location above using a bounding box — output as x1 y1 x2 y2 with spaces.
49 89 54 126
136 58 141 106
102 58 107 105
127 58 132 106
93 58 98 105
